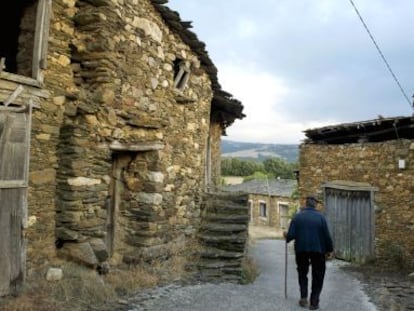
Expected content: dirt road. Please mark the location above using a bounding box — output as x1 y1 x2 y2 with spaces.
122 239 377 311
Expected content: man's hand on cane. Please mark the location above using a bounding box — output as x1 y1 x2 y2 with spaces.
325 251 335 260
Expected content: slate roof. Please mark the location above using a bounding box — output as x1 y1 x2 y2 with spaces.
304 115 414 144
151 0 245 129
222 179 297 197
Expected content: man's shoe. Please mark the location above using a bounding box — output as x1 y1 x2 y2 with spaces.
298 298 308 308
309 304 319 310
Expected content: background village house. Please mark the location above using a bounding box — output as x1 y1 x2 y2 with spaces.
0 0 246 295
299 115 414 268
223 178 297 230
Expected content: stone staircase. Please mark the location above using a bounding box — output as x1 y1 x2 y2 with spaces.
197 192 249 283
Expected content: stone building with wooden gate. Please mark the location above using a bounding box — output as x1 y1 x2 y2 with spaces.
0 0 245 295
299 116 414 268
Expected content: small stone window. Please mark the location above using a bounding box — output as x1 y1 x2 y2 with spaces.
0 0 51 86
259 201 267 217
173 59 190 91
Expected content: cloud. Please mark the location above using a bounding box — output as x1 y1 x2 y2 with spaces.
167 0 414 144
236 19 259 39
217 63 336 143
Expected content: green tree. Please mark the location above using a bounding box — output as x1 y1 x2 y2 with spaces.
243 171 273 182
263 158 297 179
221 158 234 176
221 158 265 176
221 157 297 178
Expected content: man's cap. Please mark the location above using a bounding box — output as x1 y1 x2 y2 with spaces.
306 195 321 203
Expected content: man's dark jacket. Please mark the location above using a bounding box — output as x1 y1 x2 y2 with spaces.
286 207 334 254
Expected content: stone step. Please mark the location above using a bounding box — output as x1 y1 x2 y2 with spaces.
198 267 243 276
203 202 249 214
201 245 246 253
203 192 249 205
198 272 240 284
198 239 247 252
203 215 249 224
200 223 247 233
200 247 244 259
198 192 249 285
197 258 242 269
199 234 247 244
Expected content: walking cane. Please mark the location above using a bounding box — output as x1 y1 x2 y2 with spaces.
284 240 288 299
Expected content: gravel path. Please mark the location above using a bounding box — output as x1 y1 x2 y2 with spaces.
342 265 414 310
122 240 377 311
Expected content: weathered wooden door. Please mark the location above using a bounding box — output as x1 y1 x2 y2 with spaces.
279 203 290 230
323 182 376 263
106 154 132 256
0 104 32 296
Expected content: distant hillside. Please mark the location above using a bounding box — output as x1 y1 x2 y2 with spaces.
221 140 299 163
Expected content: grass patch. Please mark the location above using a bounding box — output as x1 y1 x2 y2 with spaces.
0 255 189 311
0 237 203 310
240 256 259 284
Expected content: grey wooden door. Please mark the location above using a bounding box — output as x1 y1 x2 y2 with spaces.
324 183 376 263
0 105 31 296
279 203 290 230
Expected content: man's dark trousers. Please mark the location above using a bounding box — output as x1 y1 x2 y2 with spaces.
295 252 326 307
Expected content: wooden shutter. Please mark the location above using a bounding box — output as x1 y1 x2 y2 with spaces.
0 104 32 296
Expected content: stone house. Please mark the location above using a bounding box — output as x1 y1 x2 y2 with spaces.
299 115 414 267
223 178 297 230
0 0 244 295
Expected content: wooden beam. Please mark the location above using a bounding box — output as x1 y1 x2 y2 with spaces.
322 181 378 192
0 79 48 97
0 72 42 88
4 86 24 107
310 123 414 143
0 180 27 189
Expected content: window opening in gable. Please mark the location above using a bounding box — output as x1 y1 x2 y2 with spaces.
173 59 190 91
0 0 50 85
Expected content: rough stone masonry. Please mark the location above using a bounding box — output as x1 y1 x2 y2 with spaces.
5 0 245 280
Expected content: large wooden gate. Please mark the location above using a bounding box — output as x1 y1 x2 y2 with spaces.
0 103 32 296
323 182 377 263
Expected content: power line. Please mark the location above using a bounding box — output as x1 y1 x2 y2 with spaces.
348 0 414 112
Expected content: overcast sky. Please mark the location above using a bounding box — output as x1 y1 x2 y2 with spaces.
167 0 414 144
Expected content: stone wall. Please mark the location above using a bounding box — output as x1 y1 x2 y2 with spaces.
26 0 76 270
299 139 414 268
26 0 215 270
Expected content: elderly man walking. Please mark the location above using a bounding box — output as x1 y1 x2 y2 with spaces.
285 195 334 310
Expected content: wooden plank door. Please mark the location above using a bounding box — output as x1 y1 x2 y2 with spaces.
324 187 375 263
0 106 31 296
106 154 132 256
